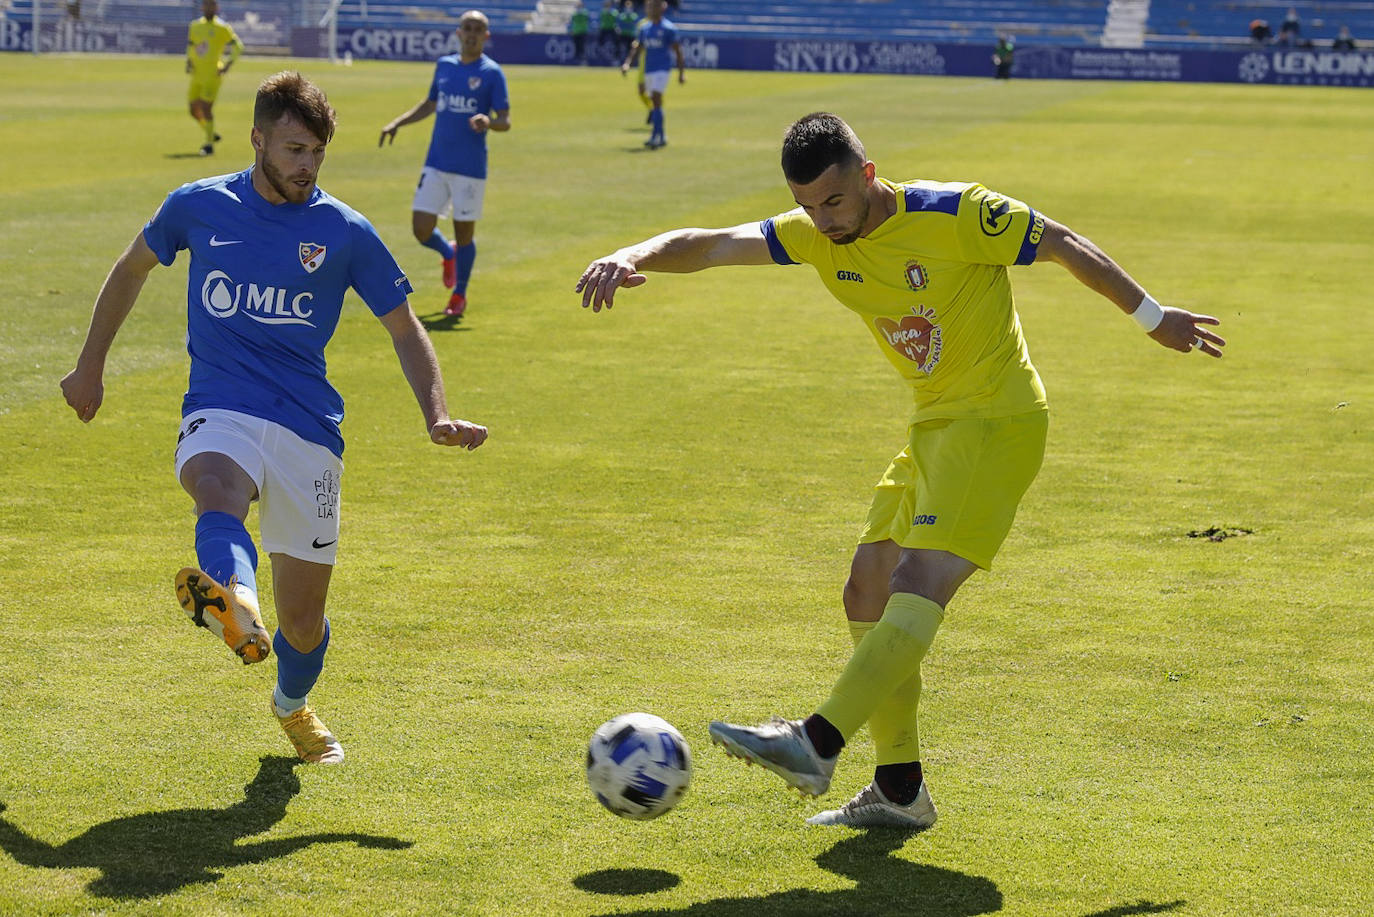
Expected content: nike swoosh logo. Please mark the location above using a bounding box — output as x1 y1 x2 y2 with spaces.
312 538 337 549
209 236 243 246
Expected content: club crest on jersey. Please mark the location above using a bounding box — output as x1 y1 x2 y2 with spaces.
299 242 326 273
468 76 482 90
904 260 929 292
875 305 943 375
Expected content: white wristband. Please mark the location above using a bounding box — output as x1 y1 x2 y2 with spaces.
1131 294 1165 332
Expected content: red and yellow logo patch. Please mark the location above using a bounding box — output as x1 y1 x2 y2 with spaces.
875 305 943 374
904 260 929 292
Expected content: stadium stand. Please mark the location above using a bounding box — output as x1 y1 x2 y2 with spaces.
333 0 533 32
637 0 1108 45
1144 2 1374 49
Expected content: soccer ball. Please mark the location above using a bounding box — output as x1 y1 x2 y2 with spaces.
586 712 692 820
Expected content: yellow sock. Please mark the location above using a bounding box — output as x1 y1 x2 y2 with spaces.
816 593 943 741
847 620 924 765
203 117 216 144
639 91 651 108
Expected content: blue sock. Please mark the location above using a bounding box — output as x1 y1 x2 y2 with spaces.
195 511 258 595
421 230 454 260
650 108 664 140
453 241 476 294
273 618 330 714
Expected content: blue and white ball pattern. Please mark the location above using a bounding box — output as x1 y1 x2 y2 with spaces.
586 713 692 820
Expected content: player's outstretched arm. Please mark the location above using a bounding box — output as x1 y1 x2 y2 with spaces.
621 41 640 73
61 232 161 422
1037 216 1226 357
378 302 488 450
379 99 438 147
575 222 774 312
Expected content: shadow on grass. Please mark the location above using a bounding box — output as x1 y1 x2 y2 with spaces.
1082 901 1186 917
418 311 472 332
583 829 1002 916
576 867 681 895
0 755 412 899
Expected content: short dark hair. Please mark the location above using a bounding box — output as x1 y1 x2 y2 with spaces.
781 113 865 184
254 71 336 143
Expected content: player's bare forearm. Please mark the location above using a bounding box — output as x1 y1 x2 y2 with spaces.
62 232 159 421
1037 218 1144 314
379 100 437 145
381 304 488 449
1039 217 1225 357
384 304 448 427
576 224 773 311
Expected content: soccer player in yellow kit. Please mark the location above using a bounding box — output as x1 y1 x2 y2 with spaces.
186 0 243 156
577 112 1226 829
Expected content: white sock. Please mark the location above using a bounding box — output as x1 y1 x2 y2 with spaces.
273 686 307 718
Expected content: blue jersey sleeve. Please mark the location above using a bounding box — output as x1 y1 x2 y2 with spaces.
143 186 193 266
347 215 414 316
664 23 679 46
490 66 510 112
426 63 441 103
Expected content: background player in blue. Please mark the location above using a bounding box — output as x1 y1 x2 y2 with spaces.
379 10 511 318
60 71 489 765
621 0 685 149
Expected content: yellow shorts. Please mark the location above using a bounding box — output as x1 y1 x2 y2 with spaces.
859 410 1048 570
188 72 222 104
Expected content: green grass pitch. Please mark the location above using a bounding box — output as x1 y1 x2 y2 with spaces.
0 52 1372 916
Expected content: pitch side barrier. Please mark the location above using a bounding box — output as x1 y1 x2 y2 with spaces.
0 13 289 55
5 19 1374 88
328 30 1373 87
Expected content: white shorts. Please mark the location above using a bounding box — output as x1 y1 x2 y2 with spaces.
174 409 343 565
644 70 670 94
412 166 486 221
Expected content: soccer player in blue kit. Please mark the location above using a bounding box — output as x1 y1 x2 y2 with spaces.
620 0 684 149
379 9 511 318
60 71 489 764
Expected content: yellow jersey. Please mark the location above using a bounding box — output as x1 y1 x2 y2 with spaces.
762 178 1048 422
187 16 243 79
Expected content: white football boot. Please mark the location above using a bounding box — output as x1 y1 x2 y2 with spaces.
806 780 937 830
708 716 836 796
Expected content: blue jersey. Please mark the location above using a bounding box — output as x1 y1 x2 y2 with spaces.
637 18 679 72
143 168 413 457
424 53 510 178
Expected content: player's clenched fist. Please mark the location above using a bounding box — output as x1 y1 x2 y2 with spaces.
575 254 647 312
60 364 104 423
430 419 488 449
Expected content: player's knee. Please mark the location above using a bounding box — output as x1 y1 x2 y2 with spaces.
276 610 326 654
189 476 251 518
844 564 891 621
888 553 972 608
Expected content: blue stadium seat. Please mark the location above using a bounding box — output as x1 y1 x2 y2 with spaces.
1145 2 1374 49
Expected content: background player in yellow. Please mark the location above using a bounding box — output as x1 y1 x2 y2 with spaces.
577 112 1225 829
186 0 243 156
